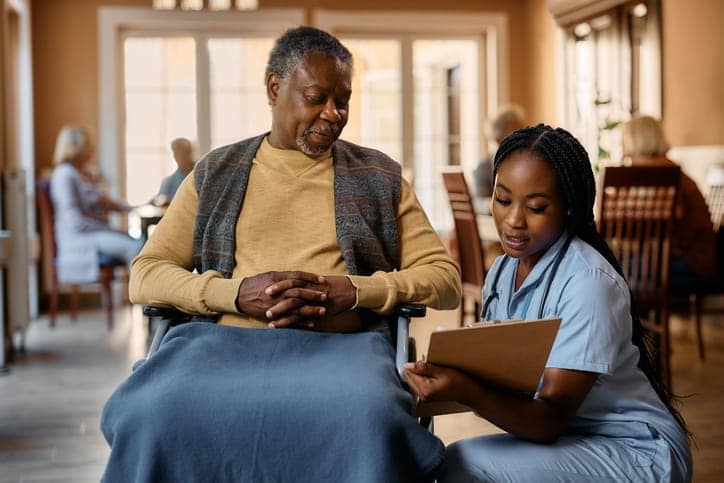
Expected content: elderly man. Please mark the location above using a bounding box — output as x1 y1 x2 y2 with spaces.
155 137 195 204
101 26 460 483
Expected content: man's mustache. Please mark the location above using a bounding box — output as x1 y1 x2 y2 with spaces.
306 123 341 138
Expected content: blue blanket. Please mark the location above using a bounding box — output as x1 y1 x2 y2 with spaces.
101 323 444 482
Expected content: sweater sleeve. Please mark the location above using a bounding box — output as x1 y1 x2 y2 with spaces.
129 173 242 315
348 179 462 314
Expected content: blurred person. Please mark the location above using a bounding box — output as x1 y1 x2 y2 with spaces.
473 104 525 212
154 137 195 206
622 115 717 281
50 125 143 284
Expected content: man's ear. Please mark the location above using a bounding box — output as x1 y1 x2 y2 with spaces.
266 73 280 106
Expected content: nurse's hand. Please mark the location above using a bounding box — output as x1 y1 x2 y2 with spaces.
403 360 478 404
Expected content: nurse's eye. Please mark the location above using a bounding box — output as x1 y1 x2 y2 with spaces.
494 197 511 206
528 205 548 214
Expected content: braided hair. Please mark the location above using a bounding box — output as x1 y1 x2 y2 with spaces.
494 124 688 434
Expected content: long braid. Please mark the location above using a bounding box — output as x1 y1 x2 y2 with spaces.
494 124 688 434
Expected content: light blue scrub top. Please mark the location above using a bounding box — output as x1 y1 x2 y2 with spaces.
483 233 691 480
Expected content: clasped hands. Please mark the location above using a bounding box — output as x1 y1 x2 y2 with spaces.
235 271 356 329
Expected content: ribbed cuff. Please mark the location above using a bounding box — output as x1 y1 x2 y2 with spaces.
204 277 244 314
347 274 389 311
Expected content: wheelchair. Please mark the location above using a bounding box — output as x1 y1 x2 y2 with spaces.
143 303 433 429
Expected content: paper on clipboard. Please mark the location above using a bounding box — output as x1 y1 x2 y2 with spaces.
415 317 561 417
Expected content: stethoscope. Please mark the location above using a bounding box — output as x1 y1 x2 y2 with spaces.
481 233 573 322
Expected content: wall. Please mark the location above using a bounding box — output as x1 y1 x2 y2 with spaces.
32 0 147 173
522 0 558 125
662 0 724 147
31 0 533 173
1 2 6 173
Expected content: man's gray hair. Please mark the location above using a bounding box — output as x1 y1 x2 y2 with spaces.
489 104 525 141
265 26 352 81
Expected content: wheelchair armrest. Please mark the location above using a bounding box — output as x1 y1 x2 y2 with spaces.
143 305 187 320
144 305 192 358
395 304 426 378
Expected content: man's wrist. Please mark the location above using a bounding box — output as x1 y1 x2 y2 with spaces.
344 275 359 310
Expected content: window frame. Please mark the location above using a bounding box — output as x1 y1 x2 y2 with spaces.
98 7 304 200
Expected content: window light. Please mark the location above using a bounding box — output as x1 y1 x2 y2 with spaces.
574 22 591 39
632 3 648 18
180 0 203 10
152 0 176 9
236 0 259 10
210 0 232 10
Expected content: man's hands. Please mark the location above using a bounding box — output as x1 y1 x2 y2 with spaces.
235 271 357 329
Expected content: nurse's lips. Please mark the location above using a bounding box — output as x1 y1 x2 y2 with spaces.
503 233 529 250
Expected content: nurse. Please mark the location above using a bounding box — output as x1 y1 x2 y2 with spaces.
404 124 692 482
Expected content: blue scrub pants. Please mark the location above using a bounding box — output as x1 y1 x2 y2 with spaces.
438 433 684 482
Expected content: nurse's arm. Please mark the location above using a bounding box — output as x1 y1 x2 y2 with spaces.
404 363 597 444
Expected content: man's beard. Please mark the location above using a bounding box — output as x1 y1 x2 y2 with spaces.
296 124 340 157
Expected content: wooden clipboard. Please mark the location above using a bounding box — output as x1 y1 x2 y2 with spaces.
415 317 561 417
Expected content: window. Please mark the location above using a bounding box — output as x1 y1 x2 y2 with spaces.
335 36 483 230
560 1 662 168
124 37 197 206
98 7 303 219
100 8 506 233
319 10 507 230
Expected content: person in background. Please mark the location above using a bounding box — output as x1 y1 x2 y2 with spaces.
405 125 691 482
154 137 195 206
622 114 717 281
473 104 525 213
50 125 143 285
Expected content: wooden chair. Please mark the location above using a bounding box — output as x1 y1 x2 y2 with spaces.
597 165 680 389
36 177 122 329
708 184 724 231
442 170 486 326
669 183 724 361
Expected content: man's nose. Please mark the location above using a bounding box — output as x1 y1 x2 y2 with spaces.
320 99 341 122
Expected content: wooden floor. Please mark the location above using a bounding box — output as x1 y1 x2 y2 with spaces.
0 303 722 482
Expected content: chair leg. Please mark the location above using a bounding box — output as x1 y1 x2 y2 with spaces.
691 293 705 361
661 308 672 392
49 279 58 328
101 267 114 330
70 285 80 321
459 296 466 327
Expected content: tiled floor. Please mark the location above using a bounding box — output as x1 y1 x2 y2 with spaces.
0 303 722 482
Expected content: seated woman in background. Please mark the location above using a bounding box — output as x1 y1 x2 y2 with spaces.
50 125 143 285
622 114 716 282
404 125 692 482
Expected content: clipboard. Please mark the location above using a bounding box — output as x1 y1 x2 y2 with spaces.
415 317 561 417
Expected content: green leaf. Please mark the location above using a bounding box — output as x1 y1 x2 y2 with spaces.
598 146 610 159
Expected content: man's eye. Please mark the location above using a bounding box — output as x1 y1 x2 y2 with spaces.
494 197 510 206
306 96 324 104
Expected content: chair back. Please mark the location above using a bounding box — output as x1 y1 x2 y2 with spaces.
597 165 680 308
35 177 60 301
707 184 724 231
442 170 485 288
36 177 57 261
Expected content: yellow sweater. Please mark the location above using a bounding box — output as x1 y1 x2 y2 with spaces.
130 137 461 331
